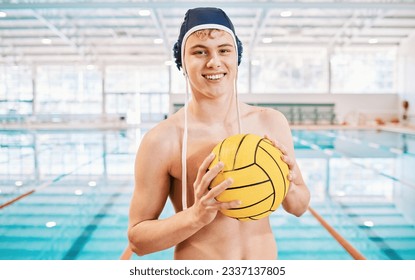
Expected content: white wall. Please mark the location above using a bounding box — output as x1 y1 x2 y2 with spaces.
398 34 415 126
170 93 398 125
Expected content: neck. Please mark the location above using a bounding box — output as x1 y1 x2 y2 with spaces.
188 92 240 127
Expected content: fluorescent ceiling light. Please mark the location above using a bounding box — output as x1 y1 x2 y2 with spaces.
280 11 292 17
139 10 151 16
41 38 52 44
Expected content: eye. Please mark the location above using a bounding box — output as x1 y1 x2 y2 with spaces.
219 48 232 55
192 49 207 55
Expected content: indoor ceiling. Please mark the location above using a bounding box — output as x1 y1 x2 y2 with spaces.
1 0 415 66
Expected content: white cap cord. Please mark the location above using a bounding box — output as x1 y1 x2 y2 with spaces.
181 75 190 210
179 21 241 211
181 74 241 211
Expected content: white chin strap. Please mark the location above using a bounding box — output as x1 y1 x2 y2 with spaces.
181 74 190 210
181 72 241 211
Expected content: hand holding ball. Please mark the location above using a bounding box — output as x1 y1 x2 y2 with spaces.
208 134 290 221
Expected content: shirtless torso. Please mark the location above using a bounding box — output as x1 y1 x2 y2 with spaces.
128 8 309 259
128 101 304 259
169 104 279 259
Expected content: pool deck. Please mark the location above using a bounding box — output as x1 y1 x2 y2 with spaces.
2 121 415 136
292 123 415 135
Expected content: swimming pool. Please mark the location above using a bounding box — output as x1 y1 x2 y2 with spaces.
1 128 414 260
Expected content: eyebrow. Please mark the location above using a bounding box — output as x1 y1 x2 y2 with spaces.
189 43 234 49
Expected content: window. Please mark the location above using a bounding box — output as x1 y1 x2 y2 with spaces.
36 65 102 114
105 65 169 123
0 65 33 115
331 47 396 94
251 48 328 93
140 93 169 122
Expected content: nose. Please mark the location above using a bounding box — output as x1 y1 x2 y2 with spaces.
206 53 221 68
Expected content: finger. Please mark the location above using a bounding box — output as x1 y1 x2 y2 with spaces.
218 199 241 210
203 193 241 210
274 141 288 155
200 161 224 187
194 161 225 199
207 177 233 199
264 135 288 156
281 154 296 169
194 153 215 186
287 170 296 181
264 134 276 146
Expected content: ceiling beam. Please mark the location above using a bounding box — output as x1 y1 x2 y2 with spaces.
150 9 171 57
2 2 415 10
328 11 360 48
248 9 267 56
30 10 84 56
344 9 386 47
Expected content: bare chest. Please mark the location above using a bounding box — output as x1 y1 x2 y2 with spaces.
168 111 277 210
169 134 221 207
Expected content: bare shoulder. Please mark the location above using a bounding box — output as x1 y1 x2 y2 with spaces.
136 114 182 167
239 103 295 152
261 106 288 123
143 119 179 145
243 103 290 130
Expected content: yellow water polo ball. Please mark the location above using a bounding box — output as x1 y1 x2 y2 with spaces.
208 134 290 221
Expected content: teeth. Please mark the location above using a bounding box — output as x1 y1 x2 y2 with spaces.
204 74 225 80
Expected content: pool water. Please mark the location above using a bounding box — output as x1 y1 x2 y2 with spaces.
1 128 414 260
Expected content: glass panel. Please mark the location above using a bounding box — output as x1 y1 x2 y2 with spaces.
139 66 169 93
331 47 396 94
36 65 102 114
105 92 140 124
105 66 139 94
140 93 168 122
251 48 328 93
0 65 33 115
106 65 168 94
237 58 249 94
171 67 186 94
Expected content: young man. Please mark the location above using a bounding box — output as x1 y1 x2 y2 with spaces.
128 7 310 260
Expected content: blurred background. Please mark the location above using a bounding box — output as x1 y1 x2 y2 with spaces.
1 0 415 260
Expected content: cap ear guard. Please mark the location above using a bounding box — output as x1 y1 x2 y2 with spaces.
173 41 182 70
236 36 243 66
173 36 243 71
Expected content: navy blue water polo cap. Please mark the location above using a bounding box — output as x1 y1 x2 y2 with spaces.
173 7 243 71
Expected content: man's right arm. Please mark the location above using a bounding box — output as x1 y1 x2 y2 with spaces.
127 127 240 256
127 128 202 256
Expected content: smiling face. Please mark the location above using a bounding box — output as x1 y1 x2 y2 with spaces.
183 29 237 100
